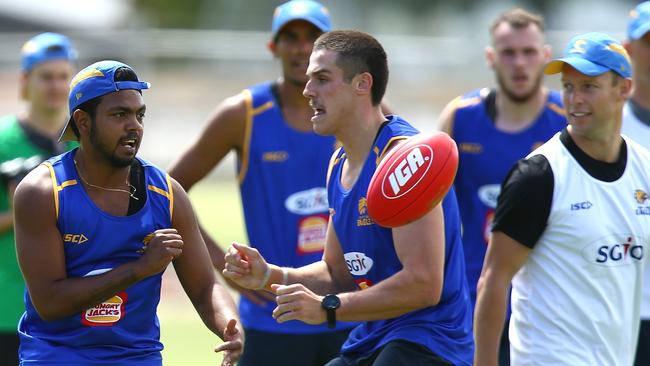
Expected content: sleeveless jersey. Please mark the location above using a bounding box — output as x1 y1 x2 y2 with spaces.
451 89 566 305
18 149 173 365
509 134 650 366
328 116 473 366
237 82 351 333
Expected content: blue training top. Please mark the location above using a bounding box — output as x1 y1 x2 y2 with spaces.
328 116 474 365
451 88 566 307
237 81 353 333
18 149 173 366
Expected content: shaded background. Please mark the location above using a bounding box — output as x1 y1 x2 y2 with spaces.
0 0 639 364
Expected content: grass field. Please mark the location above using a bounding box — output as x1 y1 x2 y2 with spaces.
159 179 247 365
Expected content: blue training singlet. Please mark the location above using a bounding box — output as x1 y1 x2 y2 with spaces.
18 149 173 365
328 116 474 365
451 89 566 306
237 81 353 333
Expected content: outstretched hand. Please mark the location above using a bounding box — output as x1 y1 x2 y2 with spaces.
214 318 243 366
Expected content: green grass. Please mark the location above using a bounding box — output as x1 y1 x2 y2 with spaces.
159 179 247 365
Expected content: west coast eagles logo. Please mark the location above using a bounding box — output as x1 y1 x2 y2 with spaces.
635 189 648 204
356 197 373 226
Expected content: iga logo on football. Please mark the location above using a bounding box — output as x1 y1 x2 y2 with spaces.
382 145 432 199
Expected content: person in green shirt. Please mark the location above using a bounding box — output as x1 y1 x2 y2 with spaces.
0 32 77 365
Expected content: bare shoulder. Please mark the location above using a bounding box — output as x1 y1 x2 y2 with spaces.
13 164 56 218
437 97 461 136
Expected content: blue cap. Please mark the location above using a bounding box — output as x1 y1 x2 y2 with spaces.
60 60 150 141
21 32 77 72
544 32 631 78
628 1 650 40
271 0 331 39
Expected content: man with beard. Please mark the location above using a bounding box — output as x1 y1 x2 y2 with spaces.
0 32 77 365
168 2 364 365
12 60 243 365
437 8 566 365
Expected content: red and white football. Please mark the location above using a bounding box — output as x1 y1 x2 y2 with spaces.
367 132 458 228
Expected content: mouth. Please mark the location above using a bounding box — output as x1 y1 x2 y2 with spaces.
570 111 591 118
309 102 326 118
119 136 138 152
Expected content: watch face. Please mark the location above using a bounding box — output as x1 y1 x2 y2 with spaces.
322 294 340 309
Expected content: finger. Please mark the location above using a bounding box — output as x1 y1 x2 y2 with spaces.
272 302 300 319
274 308 301 323
273 283 304 295
162 239 184 248
232 242 258 258
169 248 183 259
224 319 237 336
214 340 243 353
154 228 178 234
224 262 250 276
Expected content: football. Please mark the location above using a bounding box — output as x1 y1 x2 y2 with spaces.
366 132 458 228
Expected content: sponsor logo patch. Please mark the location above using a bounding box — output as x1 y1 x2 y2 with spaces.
344 252 373 276
582 235 644 266
82 292 127 326
285 187 328 215
297 214 328 254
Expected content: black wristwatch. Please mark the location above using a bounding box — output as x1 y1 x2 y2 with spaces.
321 294 341 329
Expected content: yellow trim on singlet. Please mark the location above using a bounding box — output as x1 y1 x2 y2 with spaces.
147 174 174 220
252 101 274 116
42 162 78 219
547 102 566 117
238 90 254 184
375 136 410 165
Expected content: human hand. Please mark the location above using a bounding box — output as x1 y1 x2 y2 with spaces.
222 242 270 290
215 318 243 366
271 283 325 325
137 228 183 278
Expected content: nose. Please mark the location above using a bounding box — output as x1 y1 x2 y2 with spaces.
303 79 314 99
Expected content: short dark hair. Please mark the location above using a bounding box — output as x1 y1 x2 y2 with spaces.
313 30 388 105
490 8 545 39
71 66 140 138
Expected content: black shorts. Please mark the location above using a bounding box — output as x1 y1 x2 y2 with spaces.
0 331 19 366
238 327 350 366
634 319 650 366
324 339 454 366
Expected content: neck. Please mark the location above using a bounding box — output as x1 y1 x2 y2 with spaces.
22 106 68 138
494 87 547 132
567 123 622 163
74 148 132 188
631 81 650 110
337 106 386 166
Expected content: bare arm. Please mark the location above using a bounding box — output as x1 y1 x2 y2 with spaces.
437 97 460 136
169 178 243 363
0 180 17 234
14 166 181 321
268 203 446 325
474 231 530 366
168 93 246 191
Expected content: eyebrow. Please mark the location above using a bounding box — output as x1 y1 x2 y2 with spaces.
310 69 331 77
106 105 146 113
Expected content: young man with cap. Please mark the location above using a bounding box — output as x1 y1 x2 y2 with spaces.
13 60 243 365
624 3 650 365
168 1 357 365
437 10 565 364
0 32 77 365
474 33 650 366
224 30 474 366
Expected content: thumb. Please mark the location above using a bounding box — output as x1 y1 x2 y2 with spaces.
232 242 258 258
224 318 238 337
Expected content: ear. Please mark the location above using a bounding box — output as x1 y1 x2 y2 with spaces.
624 41 632 57
73 109 91 138
621 77 633 99
485 46 495 69
354 72 373 97
19 72 28 100
268 40 277 57
543 44 552 63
